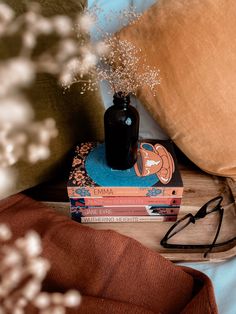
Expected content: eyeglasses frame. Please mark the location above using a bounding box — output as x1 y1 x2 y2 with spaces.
160 196 228 258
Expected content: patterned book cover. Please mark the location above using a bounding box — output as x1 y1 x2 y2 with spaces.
70 196 181 207
72 215 178 223
68 140 183 197
70 205 180 217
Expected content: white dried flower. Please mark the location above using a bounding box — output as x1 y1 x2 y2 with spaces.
9 58 35 86
52 293 64 304
2 247 22 266
77 12 95 33
0 95 33 126
22 231 42 257
57 39 78 62
28 257 50 279
96 38 160 96
0 224 12 241
51 306 66 314
0 227 82 313
23 31 36 49
17 297 27 307
66 58 81 73
34 17 53 35
94 41 110 56
5 268 22 286
0 115 57 169
0 58 35 96
0 168 15 199
23 279 41 300
52 15 72 36
0 3 14 24
79 48 97 74
25 11 38 24
59 71 74 87
27 144 50 163
82 51 97 66
34 293 51 309
64 290 81 307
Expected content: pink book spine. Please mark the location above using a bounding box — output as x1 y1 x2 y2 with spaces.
71 206 180 217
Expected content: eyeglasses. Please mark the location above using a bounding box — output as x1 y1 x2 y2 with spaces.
161 196 236 258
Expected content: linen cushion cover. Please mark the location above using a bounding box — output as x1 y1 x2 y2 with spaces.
117 0 236 179
0 0 104 198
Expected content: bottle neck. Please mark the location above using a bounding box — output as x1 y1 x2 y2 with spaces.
113 92 130 108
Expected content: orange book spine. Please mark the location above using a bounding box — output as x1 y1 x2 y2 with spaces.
67 186 183 198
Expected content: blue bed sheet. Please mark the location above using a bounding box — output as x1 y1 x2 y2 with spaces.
181 259 236 314
88 1 236 313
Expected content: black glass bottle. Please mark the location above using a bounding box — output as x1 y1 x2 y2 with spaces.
104 92 139 170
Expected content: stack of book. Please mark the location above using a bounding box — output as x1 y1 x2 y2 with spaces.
67 140 183 223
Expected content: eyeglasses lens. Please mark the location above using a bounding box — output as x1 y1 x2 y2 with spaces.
168 216 192 238
206 198 221 214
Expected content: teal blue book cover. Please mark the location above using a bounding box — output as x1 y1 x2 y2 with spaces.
68 140 183 197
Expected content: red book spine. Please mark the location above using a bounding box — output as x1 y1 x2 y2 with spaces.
71 197 181 207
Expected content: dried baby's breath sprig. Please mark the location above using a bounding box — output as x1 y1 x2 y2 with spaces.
0 224 81 313
89 4 141 41
75 3 102 35
77 36 160 97
102 36 160 96
63 4 158 97
109 5 142 27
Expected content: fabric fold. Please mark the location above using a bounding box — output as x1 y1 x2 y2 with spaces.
0 194 217 313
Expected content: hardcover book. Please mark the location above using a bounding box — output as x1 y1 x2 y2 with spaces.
67 140 183 197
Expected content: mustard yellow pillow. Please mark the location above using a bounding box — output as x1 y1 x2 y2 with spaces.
117 0 236 179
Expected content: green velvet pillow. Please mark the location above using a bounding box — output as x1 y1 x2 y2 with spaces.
1 0 104 197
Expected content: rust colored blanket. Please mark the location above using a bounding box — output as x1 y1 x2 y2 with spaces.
0 194 218 313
